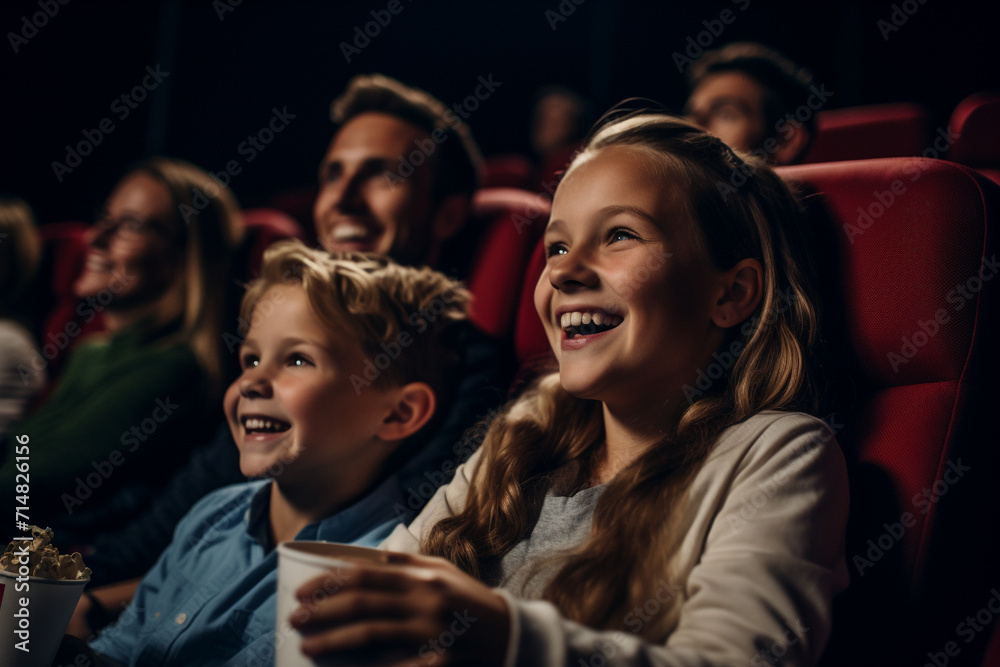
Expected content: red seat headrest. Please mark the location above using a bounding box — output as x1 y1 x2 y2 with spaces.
801 103 931 164
948 91 1000 169
465 188 550 338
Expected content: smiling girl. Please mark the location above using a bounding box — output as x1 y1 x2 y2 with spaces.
293 110 849 667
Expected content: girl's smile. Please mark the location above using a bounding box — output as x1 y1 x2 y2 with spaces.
534 145 729 408
557 306 624 350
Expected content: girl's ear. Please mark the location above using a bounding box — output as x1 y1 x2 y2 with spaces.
375 382 437 443
711 258 763 328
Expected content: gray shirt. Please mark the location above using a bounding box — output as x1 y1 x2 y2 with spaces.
383 410 849 667
498 484 605 598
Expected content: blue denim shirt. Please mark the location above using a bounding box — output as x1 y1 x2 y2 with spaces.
90 476 405 666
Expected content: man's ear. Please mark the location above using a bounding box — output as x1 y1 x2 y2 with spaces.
431 194 470 243
711 258 763 328
772 124 812 166
375 382 437 443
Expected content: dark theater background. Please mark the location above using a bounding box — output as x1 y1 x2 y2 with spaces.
1 0 997 224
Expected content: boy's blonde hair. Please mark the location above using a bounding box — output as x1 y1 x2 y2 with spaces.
240 240 470 403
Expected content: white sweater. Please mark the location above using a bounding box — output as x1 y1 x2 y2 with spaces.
382 410 850 667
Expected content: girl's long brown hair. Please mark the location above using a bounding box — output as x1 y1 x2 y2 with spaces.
424 112 821 641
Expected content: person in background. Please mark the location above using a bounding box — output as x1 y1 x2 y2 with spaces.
314 72 483 273
530 85 592 165
0 196 46 438
529 85 595 197
0 157 242 547
86 241 469 666
292 109 848 666
685 41 818 165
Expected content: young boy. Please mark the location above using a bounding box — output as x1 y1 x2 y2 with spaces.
87 240 469 666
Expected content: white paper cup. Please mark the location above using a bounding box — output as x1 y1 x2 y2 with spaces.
0 568 88 667
275 541 391 667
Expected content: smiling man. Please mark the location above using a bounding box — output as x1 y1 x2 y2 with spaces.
315 73 482 268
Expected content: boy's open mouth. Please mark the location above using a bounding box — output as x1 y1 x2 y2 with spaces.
561 311 623 339
241 415 291 434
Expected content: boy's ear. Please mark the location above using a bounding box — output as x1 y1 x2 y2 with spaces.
375 382 437 443
711 258 763 328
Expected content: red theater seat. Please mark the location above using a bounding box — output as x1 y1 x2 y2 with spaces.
512 158 1000 665
984 622 1000 667
240 208 306 278
265 184 318 244
775 158 999 666
948 91 1000 186
38 222 89 301
481 154 535 190
513 239 551 369
801 103 931 164
464 188 550 339
534 143 580 197
38 222 104 377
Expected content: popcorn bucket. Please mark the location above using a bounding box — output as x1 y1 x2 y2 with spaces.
0 568 88 667
275 542 390 667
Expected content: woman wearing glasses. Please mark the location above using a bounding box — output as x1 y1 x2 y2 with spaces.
0 157 242 548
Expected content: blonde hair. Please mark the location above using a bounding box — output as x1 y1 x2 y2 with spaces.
240 240 470 406
128 157 244 393
424 112 820 641
0 196 42 315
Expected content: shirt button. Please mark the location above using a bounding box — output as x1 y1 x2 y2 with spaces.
154 611 160 618
175 613 187 624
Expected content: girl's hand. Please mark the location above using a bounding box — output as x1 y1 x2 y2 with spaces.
291 552 510 666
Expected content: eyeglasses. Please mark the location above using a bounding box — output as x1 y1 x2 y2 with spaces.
91 214 177 242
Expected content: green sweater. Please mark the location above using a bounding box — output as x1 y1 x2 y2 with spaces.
1 324 208 542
